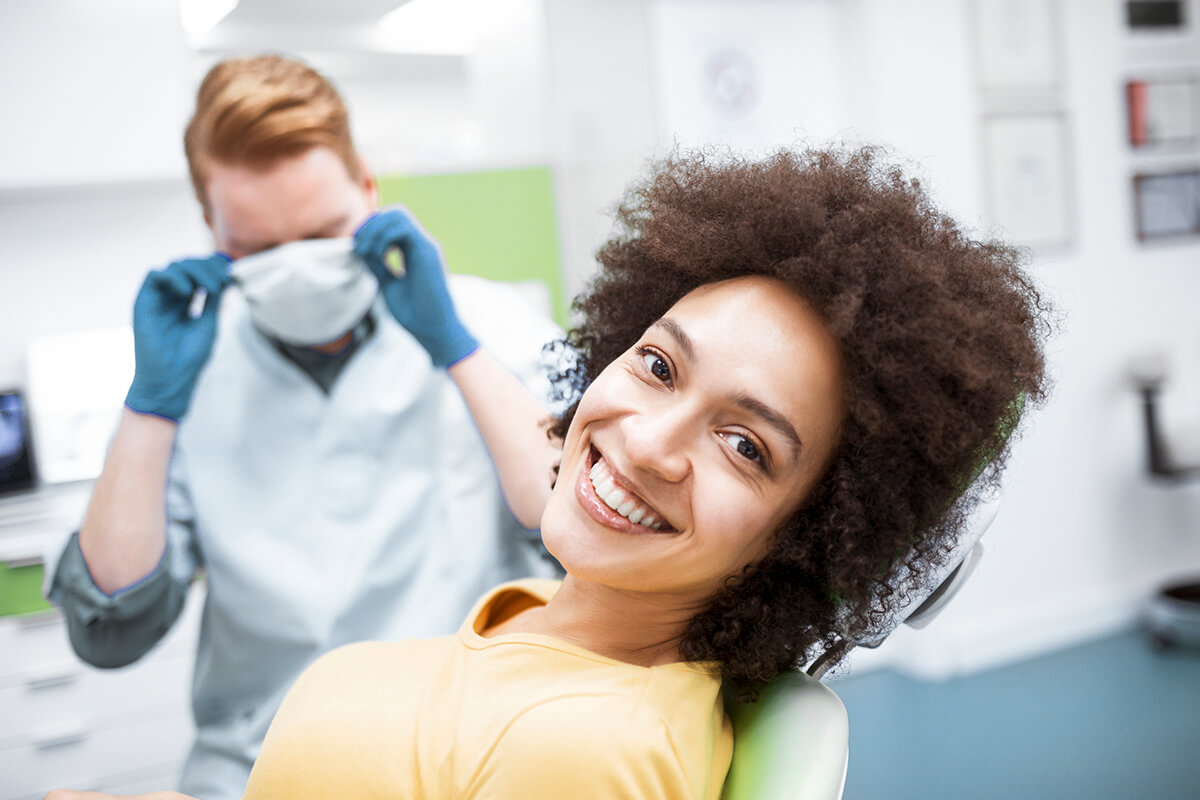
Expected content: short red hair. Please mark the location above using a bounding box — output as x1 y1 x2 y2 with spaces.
184 54 363 208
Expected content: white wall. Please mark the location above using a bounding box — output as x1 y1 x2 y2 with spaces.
830 0 1200 678
0 0 194 188
884 0 1200 679
650 0 853 152
542 0 663 301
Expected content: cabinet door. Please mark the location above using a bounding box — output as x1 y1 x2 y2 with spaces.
0 650 192 750
0 711 193 800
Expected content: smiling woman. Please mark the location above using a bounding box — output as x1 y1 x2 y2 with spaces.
553 146 1052 690
44 146 1051 800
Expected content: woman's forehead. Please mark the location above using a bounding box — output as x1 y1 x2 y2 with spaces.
660 277 840 370
651 277 846 445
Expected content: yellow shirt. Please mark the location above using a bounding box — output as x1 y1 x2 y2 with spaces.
241 579 733 799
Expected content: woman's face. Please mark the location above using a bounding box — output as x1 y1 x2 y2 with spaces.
541 275 846 603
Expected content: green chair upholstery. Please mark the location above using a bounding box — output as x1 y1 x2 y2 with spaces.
721 672 849 800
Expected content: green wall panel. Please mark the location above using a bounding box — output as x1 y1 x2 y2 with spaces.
377 166 568 325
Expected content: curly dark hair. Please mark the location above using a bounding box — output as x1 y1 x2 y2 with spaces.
548 146 1052 693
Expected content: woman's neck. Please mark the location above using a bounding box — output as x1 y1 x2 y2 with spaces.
503 575 708 668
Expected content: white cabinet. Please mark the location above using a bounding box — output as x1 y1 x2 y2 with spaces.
1 712 194 800
0 484 201 800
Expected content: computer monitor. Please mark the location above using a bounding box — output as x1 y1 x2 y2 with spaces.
0 389 36 493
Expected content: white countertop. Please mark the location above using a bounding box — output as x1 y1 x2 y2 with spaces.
0 481 93 562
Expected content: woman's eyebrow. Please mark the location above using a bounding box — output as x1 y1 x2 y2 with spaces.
732 392 804 459
649 318 696 361
650 316 804 460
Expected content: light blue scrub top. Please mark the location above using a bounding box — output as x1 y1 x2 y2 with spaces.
46 277 564 799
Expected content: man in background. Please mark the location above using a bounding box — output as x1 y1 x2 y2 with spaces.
45 54 560 798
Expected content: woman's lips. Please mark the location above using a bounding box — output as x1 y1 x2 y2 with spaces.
574 446 676 535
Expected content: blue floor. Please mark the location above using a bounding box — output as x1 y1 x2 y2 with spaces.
829 629 1200 799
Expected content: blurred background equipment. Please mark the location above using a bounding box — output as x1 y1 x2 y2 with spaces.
1132 356 1200 650
24 329 133 486
0 391 35 495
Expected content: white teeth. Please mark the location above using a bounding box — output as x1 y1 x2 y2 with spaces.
604 488 625 510
588 453 669 530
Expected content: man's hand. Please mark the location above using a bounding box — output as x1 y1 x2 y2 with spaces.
353 207 479 368
124 253 231 421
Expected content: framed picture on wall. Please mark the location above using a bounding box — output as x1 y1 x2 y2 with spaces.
981 113 1074 250
1126 77 1199 148
1133 170 1200 240
1125 0 1189 32
972 0 1062 92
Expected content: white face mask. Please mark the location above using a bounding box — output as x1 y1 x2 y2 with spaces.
229 238 378 346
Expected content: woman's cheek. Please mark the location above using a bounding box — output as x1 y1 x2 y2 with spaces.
704 478 771 563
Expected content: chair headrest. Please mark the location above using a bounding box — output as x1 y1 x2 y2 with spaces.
846 485 1001 647
721 671 849 800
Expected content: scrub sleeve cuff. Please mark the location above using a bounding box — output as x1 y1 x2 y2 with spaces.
47 532 179 668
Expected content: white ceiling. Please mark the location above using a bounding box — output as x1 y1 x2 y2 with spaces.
221 0 411 27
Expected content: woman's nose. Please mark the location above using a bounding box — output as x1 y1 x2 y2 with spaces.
620 409 692 483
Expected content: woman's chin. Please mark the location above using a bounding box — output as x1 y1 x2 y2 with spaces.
537 495 577 565
539 513 615 584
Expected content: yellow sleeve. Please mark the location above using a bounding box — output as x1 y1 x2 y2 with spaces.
466 694 694 800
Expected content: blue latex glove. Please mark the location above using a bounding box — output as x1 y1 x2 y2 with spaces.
354 207 479 368
125 253 231 421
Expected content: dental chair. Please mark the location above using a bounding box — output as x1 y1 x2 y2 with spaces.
1132 360 1200 481
1130 360 1200 649
719 489 1003 800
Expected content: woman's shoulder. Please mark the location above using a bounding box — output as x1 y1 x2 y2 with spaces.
471 681 731 799
471 693 693 797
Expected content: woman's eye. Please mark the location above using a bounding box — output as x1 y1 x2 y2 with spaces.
641 350 672 383
728 433 763 464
